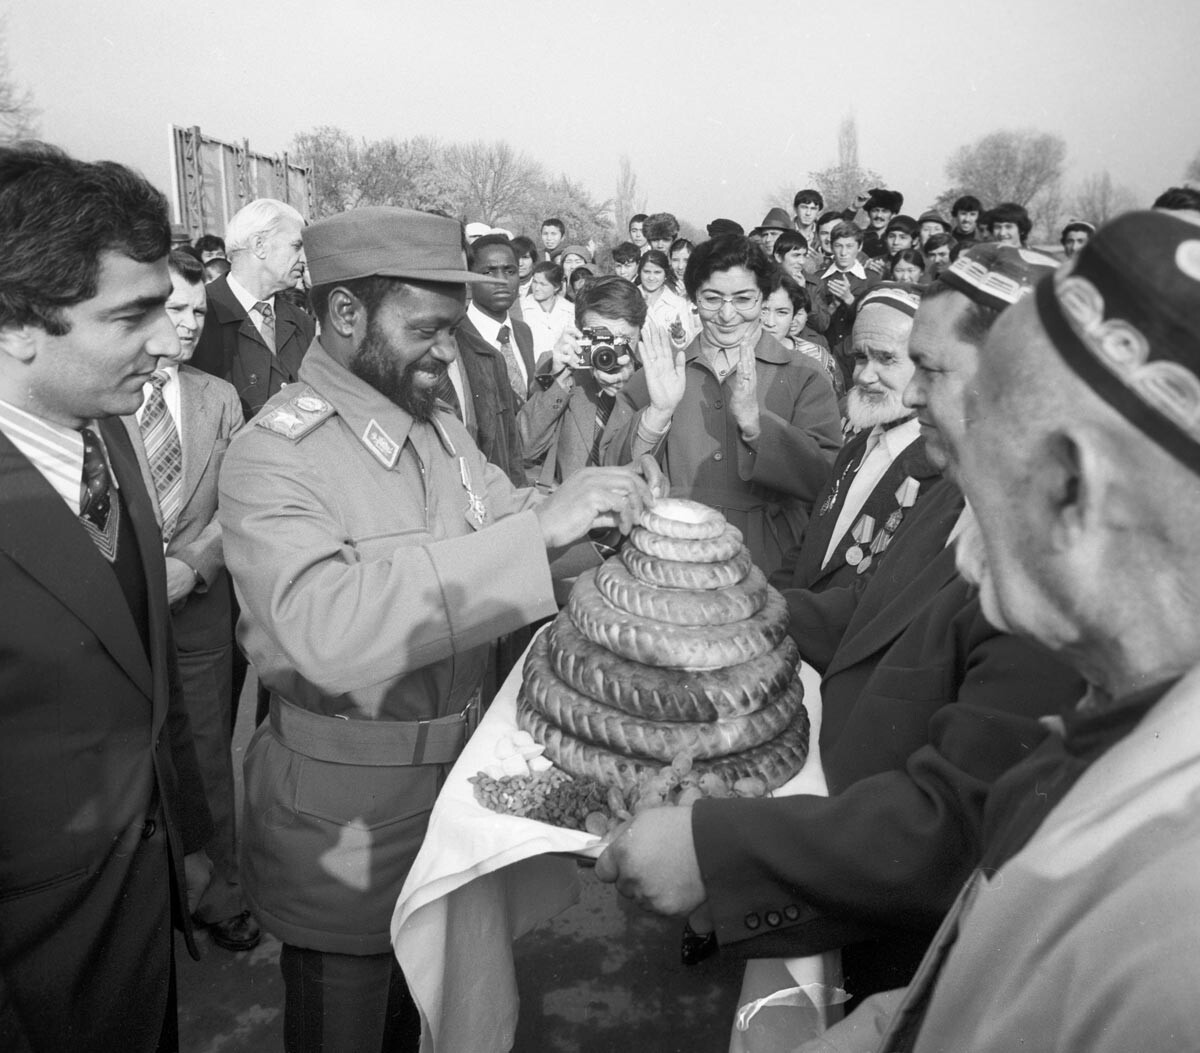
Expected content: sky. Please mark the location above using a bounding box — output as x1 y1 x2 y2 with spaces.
9 0 1200 233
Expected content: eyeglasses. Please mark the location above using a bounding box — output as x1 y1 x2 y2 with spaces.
695 290 762 312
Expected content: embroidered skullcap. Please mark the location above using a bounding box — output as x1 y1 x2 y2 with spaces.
1034 209 1200 473
858 282 922 318
941 242 1059 311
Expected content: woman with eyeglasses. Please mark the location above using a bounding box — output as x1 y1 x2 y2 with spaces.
603 235 842 576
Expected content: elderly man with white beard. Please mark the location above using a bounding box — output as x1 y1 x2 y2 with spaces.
771 285 940 594
596 246 1084 1004
796 209 1200 1053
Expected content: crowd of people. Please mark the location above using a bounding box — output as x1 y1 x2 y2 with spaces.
1 132 1199 1053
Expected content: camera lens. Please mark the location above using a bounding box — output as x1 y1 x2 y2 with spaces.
591 344 619 373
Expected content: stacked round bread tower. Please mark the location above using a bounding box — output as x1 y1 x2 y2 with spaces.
518 498 809 794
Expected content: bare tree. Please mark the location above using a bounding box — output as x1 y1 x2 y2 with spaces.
0 20 37 142
807 115 884 212
613 155 646 238
443 140 542 226
943 129 1066 208
1069 171 1138 226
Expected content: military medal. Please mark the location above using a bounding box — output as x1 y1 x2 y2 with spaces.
296 395 327 413
846 515 875 568
895 476 921 508
459 457 488 529
886 509 905 533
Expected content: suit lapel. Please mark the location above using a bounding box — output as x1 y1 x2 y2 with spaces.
823 480 964 679
102 419 172 728
0 427 155 700
177 367 219 510
512 320 536 382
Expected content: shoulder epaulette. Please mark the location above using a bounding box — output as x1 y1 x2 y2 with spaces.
255 386 336 441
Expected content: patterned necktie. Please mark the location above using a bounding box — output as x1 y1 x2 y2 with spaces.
496 324 525 401
79 426 119 561
255 300 276 353
139 371 184 543
588 390 616 466
434 368 462 421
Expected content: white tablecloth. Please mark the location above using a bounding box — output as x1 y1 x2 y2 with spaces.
391 631 838 1053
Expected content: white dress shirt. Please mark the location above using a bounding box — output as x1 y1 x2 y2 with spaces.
226 273 276 349
521 294 574 358
822 416 921 567
0 398 115 514
820 259 869 282
467 302 528 389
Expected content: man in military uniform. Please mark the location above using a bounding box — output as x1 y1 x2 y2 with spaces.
218 206 660 1053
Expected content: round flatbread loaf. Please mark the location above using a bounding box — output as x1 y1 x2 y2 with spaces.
522 631 804 761
639 498 725 540
568 570 789 670
548 613 801 722
622 543 751 590
517 697 810 794
595 556 767 626
628 523 744 564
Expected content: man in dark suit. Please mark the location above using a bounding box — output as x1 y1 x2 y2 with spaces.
190 197 316 421
595 243 1070 1002
123 249 259 953
772 285 939 595
453 233 535 487
0 144 212 1052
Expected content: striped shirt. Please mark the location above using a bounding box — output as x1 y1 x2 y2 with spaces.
0 398 117 514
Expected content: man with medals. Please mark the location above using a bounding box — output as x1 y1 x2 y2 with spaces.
218 207 662 1053
596 243 1083 1006
771 285 939 594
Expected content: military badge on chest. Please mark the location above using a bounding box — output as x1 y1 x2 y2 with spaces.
459 457 489 530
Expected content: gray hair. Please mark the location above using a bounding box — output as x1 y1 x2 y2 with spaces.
224 198 304 256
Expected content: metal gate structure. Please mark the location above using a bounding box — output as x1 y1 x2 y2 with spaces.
169 124 314 240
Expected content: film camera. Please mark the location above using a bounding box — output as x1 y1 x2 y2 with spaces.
578 326 633 375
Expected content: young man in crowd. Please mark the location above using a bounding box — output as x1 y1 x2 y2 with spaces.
1060 220 1094 257
540 217 565 263
861 188 904 259
628 213 648 251
951 195 983 245
812 221 882 384
610 241 641 282
643 212 679 253
793 188 824 244
987 202 1031 247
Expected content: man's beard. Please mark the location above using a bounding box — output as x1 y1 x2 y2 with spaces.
350 318 444 422
846 383 908 430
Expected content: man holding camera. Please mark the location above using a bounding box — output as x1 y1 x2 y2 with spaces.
519 275 647 486
519 276 654 601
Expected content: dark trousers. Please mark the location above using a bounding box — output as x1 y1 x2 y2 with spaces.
280 944 420 1053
